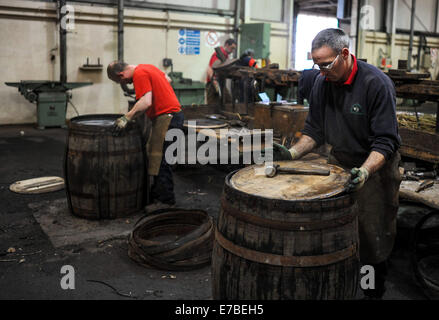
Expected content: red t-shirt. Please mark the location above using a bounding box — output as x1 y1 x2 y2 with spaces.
133 64 181 119
206 47 229 82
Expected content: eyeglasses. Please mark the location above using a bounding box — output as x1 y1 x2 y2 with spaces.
312 54 339 71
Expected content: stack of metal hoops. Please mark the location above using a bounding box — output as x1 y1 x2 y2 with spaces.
128 208 214 271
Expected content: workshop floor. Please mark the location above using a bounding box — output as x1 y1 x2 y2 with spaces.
0 124 430 300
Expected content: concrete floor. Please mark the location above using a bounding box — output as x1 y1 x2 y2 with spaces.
0 124 432 300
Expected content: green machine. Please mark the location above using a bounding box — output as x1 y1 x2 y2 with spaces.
239 23 271 59
5 81 92 129
168 72 205 106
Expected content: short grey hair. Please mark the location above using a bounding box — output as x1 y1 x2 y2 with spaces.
311 28 349 54
107 61 128 83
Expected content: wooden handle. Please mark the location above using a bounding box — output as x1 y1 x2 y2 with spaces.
278 167 331 176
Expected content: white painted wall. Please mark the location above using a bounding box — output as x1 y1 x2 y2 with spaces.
250 0 284 22
135 0 235 10
396 0 438 32
362 0 439 32
0 0 292 125
354 0 439 76
362 31 439 69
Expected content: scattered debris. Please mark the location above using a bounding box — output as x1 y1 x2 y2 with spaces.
153 290 164 298
0 259 17 263
416 180 435 193
86 280 138 299
19 250 42 256
18 258 25 264
144 289 164 298
186 191 207 196
97 236 127 248
161 274 177 279
7 247 16 253
71 248 82 254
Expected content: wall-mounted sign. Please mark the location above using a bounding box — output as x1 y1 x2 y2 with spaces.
205 31 220 48
178 29 200 55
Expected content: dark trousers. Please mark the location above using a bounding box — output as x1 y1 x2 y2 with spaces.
361 261 388 298
206 81 232 105
150 111 184 204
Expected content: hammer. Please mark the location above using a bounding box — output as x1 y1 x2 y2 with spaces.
264 164 330 178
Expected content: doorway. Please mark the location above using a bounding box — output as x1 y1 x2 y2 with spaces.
295 14 339 70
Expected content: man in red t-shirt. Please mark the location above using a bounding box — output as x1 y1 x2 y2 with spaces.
107 61 184 210
206 38 236 104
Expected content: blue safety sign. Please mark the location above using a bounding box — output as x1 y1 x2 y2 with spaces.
178 28 200 55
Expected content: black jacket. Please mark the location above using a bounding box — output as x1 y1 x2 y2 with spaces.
302 59 401 163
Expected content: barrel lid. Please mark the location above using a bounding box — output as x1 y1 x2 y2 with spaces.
10 176 64 194
230 161 350 201
184 118 228 129
70 114 120 126
68 114 140 134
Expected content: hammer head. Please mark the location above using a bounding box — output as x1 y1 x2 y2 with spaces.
264 164 279 178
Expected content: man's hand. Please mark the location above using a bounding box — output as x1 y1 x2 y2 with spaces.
212 80 220 94
261 143 302 161
112 115 130 136
346 167 369 193
270 143 293 161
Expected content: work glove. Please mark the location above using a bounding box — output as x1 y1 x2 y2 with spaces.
346 167 369 193
260 143 292 161
112 115 129 136
273 143 294 160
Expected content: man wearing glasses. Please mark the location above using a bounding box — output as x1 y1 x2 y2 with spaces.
278 28 402 299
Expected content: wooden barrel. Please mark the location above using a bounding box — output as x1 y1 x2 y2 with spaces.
64 114 147 219
212 161 360 300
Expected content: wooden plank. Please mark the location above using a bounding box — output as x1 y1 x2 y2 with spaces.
399 127 439 163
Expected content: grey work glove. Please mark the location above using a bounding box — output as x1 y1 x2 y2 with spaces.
346 167 369 193
111 115 129 136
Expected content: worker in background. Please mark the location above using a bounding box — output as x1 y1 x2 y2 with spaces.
276 28 402 299
206 38 237 105
237 48 258 103
239 48 258 68
297 69 320 105
107 61 184 212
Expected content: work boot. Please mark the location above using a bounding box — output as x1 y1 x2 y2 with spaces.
144 200 175 214
361 261 388 300
361 287 386 300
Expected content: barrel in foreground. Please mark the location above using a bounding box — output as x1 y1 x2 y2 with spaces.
212 163 359 300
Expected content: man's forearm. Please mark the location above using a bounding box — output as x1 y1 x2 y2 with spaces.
291 134 317 159
206 66 214 81
361 151 386 176
125 94 151 120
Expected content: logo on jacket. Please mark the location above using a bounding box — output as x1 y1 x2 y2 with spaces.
350 103 364 115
